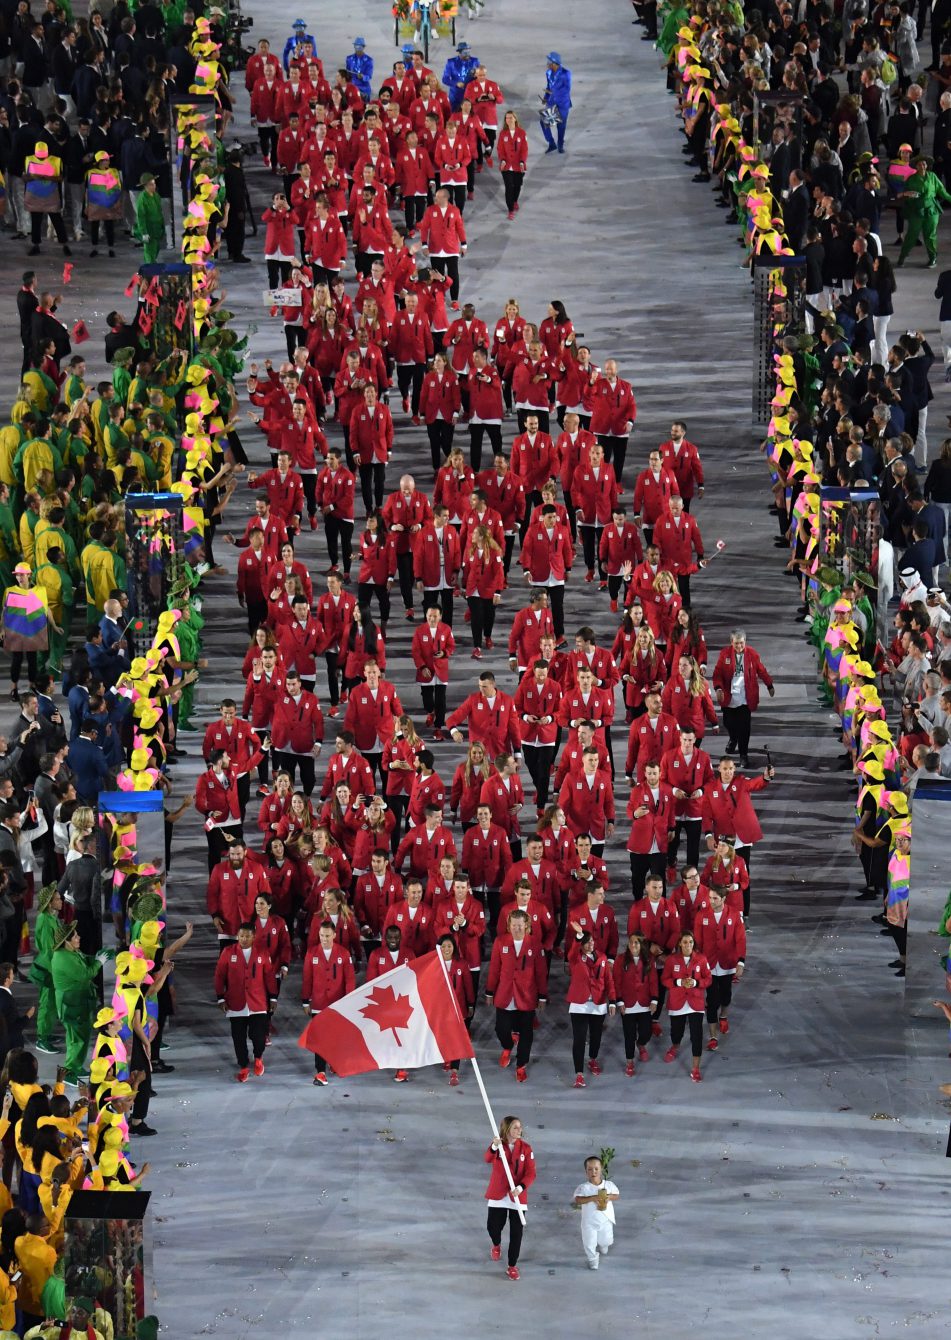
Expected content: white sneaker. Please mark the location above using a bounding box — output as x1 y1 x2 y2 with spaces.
587 1260 599 1270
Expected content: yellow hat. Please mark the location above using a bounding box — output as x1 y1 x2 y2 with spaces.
867 720 892 741
858 759 885 780
887 792 909 815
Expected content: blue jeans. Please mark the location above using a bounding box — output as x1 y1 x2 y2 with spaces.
542 110 569 150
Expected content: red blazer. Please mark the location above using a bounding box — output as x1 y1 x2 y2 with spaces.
413 523 461 588
433 464 475 520
626 783 676 854
350 403 393 465
264 858 298 918
485 934 549 1008
393 824 457 880
479 773 524 839
567 854 611 908
382 734 421 799
214 943 277 1014
250 75 284 124
627 895 682 951
382 899 437 955
460 823 512 889
202 718 263 776
406 768 445 825
469 365 505 422
589 375 636 436
565 944 614 1005
476 471 525 532
667 880 711 935
633 467 676 525
236 548 268 605
420 368 462 424
450 763 489 824
661 677 717 737
612 953 659 1009
512 357 555 411
598 517 643 572
207 860 270 937
412 620 456 684
382 489 433 554
700 854 748 907
625 711 680 780
539 825 578 884
315 590 356 653
320 749 375 801
271 688 324 754
711 645 774 712
446 690 521 756
573 464 619 526
660 747 714 820
557 770 615 840
654 511 704 576
497 125 528 172
195 768 241 826
462 545 505 598
366 945 412 979
693 907 747 972
557 427 595 494
302 944 355 1010
513 677 561 747
483 1139 536 1204
446 316 489 374
305 214 347 271
390 310 434 365
279 617 323 681
558 685 615 734
253 914 292 973
500 857 559 913
343 681 403 752
620 647 667 714
357 531 397 586
316 464 356 521
511 431 559 494
433 894 486 969
700 775 769 845
520 520 574 583
570 904 619 961
353 870 404 934
659 437 704 500
645 591 683 646
662 950 712 1012
419 201 466 254
395 143 434 196
507 606 555 669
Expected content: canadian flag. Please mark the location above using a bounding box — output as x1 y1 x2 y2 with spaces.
297 952 474 1076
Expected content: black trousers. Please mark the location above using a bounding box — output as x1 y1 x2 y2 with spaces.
396 362 426 414
230 1014 268 1067
723 704 752 756
9 650 38 685
324 516 353 574
495 1006 534 1066
502 169 524 211
90 219 115 246
522 743 556 808
396 551 415 610
598 434 628 486
31 210 68 245
487 1206 524 1268
266 258 291 288
469 422 502 474
359 462 386 514
245 596 267 635
467 595 496 648
324 650 341 707
301 473 318 520
427 420 455 470
629 851 666 898
705 974 733 1022
668 817 701 870
422 586 455 626
430 253 461 302
421 682 448 726
621 1011 653 1058
580 524 605 577
570 1012 605 1073
358 580 391 627
676 572 692 609
404 193 427 231
670 1011 704 1055
736 842 753 917
273 750 316 795
531 583 564 637
258 126 278 161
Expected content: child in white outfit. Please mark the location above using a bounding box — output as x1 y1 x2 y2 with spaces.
572 1155 620 1268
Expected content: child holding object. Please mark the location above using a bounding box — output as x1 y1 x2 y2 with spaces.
572 1154 620 1269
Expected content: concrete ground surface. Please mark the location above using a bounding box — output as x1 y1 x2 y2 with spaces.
2 0 950 1336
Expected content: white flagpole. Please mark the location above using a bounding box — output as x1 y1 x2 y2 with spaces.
435 951 526 1226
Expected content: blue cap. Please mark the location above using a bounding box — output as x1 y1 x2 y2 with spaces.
457 41 471 52
354 36 365 46
547 51 562 64
401 42 415 54
293 18 306 27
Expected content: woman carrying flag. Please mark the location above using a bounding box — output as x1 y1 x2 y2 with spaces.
0 562 62 701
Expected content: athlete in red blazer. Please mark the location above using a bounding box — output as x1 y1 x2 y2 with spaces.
692 887 746 1045
485 911 549 1078
661 933 713 1081
613 934 660 1072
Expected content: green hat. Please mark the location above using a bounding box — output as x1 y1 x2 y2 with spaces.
817 566 840 587
71 1296 95 1314
912 154 933 167
129 890 164 923
37 882 60 913
139 172 156 187
113 347 135 367
137 1318 160 1340
52 920 75 950
855 571 877 590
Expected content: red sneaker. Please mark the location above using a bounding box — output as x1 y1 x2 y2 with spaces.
449 1071 459 1086
486 153 494 166
394 1069 409 1082
599 581 608 591
587 1058 602 1076
610 599 618 612
638 1046 649 1062
625 1060 635 1077
499 1048 512 1068
664 1046 678 1063
719 1019 729 1034
464 608 471 622
402 397 410 414
253 1057 265 1075
236 1067 250 1083
514 202 520 212
706 1038 718 1052
584 569 595 583
434 728 446 741
573 1073 586 1088
405 608 416 620
426 713 435 725
451 300 460 310
651 1022 662 1037
690 1067 703 1083
412 415 422 426
328 705 339 718
485 636 494 648
507 210 515 220
443 1060 450 1071
265 1032 272 1046
665 867 677 886
309 514 317 530
515 1066 527 1082
471 647 482 659
506 1266 520 1281
491 1244 501 1261
313 1071 328 1085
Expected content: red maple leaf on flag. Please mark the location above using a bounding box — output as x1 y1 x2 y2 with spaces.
360 985 414 1046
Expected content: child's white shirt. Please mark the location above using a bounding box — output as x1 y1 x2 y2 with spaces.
573 1179 619 1227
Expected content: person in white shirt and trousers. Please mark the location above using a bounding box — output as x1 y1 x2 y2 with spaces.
573 1154 620 1269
